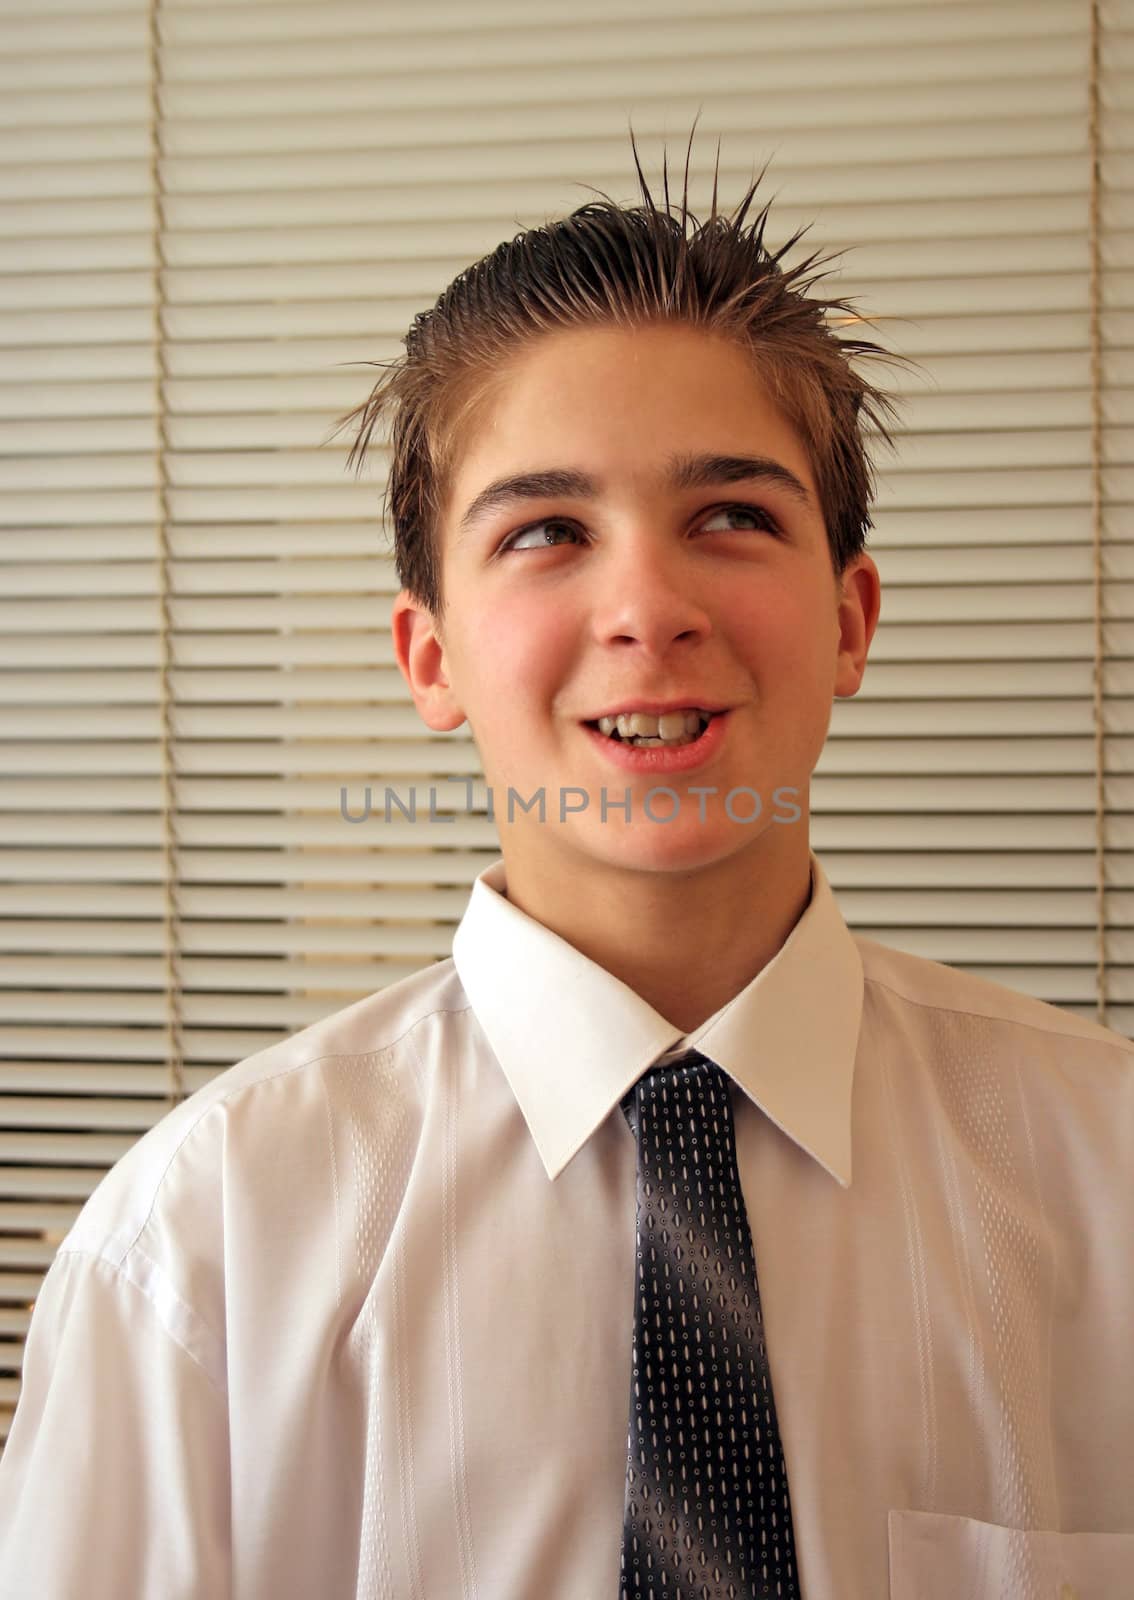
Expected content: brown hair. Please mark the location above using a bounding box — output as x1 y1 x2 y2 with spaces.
335 117 912 623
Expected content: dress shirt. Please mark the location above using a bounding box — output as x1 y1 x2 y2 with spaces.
0 848 1132 1599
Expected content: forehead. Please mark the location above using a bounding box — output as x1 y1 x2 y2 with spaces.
443 322 819 529
446 324 818 519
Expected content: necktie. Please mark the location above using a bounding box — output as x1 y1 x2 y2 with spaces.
618 1051 801 1600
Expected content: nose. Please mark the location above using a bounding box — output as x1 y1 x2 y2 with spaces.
590 538 712 655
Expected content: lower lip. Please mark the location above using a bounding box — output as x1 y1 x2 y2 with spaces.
582 713 730 774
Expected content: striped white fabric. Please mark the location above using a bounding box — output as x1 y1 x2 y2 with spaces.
0 0 1130 1448
0 848 1131 1595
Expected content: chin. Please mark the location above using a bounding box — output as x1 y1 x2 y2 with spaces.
571 821 758 876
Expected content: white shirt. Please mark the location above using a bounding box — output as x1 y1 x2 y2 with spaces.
1 849 1132 1599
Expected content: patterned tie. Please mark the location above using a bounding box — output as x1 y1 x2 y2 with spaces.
618 1051 801 1600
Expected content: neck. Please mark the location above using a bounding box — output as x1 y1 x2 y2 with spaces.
499 829 814 1034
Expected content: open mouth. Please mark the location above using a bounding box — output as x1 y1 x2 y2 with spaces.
582 710 718 749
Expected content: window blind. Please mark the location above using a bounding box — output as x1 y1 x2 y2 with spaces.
0 0 1129 1448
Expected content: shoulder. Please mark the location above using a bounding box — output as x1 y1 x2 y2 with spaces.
854 932 1134 1070
209 953 472 1101
60 957 470 1267
17 962 473 1431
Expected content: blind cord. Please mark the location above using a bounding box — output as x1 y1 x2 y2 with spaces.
1088 0 1108 1029
147 0 188 1106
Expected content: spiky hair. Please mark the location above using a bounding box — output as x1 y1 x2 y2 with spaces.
335 114 911 619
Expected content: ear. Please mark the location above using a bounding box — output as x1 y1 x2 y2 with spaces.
833 552 882 699
390 589 468 732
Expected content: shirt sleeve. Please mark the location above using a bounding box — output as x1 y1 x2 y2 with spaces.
0 1247 231 1600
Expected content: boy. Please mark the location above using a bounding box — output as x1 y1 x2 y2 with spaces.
1 131 1132 1599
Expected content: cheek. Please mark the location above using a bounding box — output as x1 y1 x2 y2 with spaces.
493 593 575 665
731 585 808 654
731 584 838 701
748 570 833 640
457 597 574 718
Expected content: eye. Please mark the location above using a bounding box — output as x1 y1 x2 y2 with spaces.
700 503 782 536
498 518 585 553
496 502 781 555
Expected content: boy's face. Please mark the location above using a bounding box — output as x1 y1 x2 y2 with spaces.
393 321 879 893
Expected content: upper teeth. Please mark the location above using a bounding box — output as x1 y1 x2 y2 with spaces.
597 710 711 739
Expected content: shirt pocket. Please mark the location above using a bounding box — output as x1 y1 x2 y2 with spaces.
888 1508 1134 1599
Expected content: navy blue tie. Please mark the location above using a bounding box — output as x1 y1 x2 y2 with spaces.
618 1051 801 1599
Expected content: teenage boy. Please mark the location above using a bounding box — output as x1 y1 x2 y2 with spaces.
1 138 1131 1599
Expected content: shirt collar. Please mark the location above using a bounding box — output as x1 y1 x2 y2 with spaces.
451 848 863 1188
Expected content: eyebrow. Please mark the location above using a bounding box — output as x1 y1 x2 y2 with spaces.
455 451 814 540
